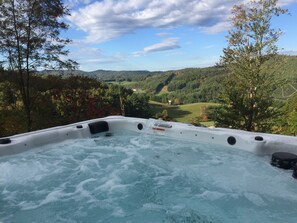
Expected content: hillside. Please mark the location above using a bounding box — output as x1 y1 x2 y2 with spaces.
39 69 163 82
137 66 226 104
274 55 297 98
149 101 219 125
135 55 297 103
277 55 297 80
39 55 297 103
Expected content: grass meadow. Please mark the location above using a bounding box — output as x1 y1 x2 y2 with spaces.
149 101 219 126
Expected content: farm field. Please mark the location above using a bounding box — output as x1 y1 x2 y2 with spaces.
149 101 219 126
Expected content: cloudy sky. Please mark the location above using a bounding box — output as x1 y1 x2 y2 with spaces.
64 0 297 71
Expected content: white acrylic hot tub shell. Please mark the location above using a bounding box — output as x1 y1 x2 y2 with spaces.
0 116 296 157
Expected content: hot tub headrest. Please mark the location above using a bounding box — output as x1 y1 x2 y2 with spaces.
0 138 11 144
88 121 109 134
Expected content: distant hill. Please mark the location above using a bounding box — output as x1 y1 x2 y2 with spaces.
134 55 297 103
136 66 226 104
39 55 297 103
271 55 297 99
87 70 163 82
38 69 163 82
277 55 297 80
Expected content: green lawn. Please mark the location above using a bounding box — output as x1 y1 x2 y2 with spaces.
107 81 137 88
149 101 219 126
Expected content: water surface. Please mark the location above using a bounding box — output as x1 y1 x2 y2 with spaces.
1 132 297 222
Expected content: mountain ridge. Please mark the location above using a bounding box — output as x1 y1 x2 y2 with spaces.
38 55 297 103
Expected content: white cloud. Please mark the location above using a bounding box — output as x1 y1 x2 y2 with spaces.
134 38 180 56
144 38 180 53
156 32 171 37
65 0 96 9
69 46 126 70
201 20 232 34
67 0 297 43
203 45 216 49
278 0 297 6
281 50 297 56
67 0 243 43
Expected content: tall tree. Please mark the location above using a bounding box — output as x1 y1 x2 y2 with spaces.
215 0 287 132
0 0 77 131
276 93 297 136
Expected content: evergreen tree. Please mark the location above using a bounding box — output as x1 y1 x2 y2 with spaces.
215 0 287 132
0 0 77 131
276 93 297 136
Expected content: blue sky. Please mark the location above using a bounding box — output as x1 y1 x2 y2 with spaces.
64 0 297 71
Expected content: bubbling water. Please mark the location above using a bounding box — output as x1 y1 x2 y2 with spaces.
1 131 297 223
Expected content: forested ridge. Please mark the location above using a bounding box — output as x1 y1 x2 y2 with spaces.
38 69 163 82
39 55 297 104
1 55 296 136
1 0 297 136
139 67 226 104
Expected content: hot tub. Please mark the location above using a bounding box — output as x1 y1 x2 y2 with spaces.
1 116 297 222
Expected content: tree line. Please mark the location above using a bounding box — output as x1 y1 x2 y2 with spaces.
0 71 150 137
0 0 296 137
134 55 297 106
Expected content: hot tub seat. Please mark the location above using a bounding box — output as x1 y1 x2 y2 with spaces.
0 116 297 157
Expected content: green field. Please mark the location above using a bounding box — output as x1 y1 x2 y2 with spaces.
149 101 219 126
107 81 137 88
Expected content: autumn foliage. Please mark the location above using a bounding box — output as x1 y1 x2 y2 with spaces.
0 72 150 137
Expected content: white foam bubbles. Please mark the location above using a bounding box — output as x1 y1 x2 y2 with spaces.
196 190 226 201
1 131 297 223
244 192 266 207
